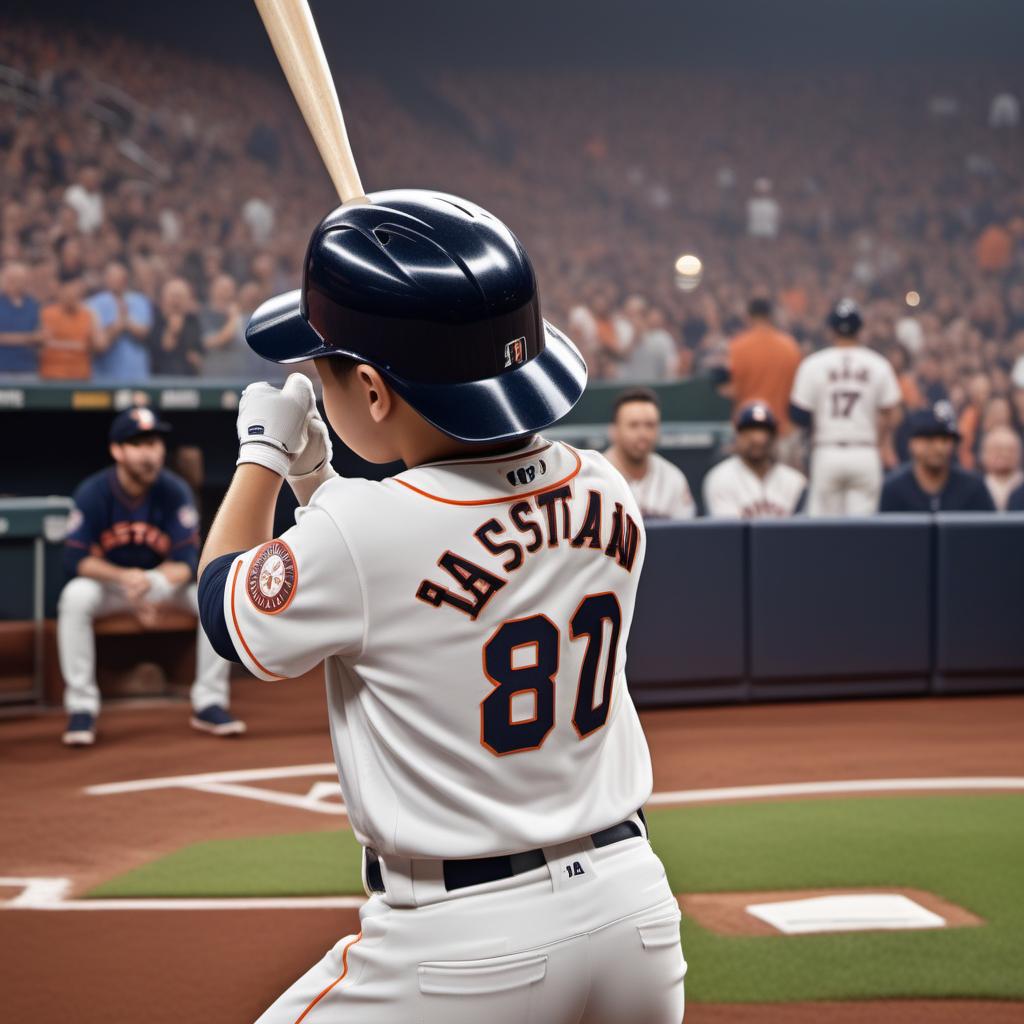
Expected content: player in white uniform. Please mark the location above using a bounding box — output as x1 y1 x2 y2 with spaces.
604 387 696 520
789 299 902 516
703 401 806 518
197 192 685 1024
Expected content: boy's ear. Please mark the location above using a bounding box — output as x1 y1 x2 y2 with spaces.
356 364 393 424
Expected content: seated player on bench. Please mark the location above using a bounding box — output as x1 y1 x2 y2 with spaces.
59 406 243 746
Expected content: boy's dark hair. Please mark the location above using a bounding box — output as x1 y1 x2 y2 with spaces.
747 297 773 319
316 354 359 380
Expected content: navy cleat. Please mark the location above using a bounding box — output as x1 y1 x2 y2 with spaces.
190 705 246 737
62 712 96 747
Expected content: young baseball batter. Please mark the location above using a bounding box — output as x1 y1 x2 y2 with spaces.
197 191 686 1023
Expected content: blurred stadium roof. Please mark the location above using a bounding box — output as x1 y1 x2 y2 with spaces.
11 0 1024 70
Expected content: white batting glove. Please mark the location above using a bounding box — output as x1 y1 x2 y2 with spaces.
236 374 316 478
287 414 339 503
288 413 333 480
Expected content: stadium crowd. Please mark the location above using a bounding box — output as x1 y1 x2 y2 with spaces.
1 18 1023 477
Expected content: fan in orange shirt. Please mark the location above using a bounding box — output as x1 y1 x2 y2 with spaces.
720 297 802 434
39 273 103 380
957 373 992 470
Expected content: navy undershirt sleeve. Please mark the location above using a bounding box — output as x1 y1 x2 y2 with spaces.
198 551 244 664
788 402 812 430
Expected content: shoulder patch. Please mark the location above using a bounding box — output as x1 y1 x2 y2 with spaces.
246 540 298 615
64 507 84 537
178 504 200 530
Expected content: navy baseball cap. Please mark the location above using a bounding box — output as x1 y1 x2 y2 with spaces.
908 402 960 440
109 407 171 443
735 401 778 432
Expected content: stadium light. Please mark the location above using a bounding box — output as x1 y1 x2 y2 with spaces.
674 253 703 292
675 254 702 277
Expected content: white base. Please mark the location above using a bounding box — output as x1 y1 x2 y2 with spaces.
746 893 947 935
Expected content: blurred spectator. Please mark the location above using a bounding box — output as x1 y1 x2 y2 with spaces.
200 274 250 378
88 262 153 381
39 272 102 380
980 426 1024 510
62 164 104 235
0 261 43 375
957 373 992 470
242 189 275 246
721 297 802 439
880 406 995 512
149 279 202 377
604 387 696 520
589 288 623 380
617 299 677 382
915 355 951 408
703 401 807 518
989 92 1019 128
747 178 780 239
974 222 1013 274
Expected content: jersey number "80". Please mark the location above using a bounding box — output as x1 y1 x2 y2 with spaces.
481 592 621 756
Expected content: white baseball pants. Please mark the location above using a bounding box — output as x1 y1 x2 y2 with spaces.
808 446 883 516
256 829 686 1024
58 577 231 715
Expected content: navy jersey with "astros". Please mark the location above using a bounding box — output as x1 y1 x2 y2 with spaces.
63 468 201 578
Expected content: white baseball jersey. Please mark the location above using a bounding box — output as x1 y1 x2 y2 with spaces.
702 455 806 519
617 451 696 521
223 437 652 859
790 345 901 445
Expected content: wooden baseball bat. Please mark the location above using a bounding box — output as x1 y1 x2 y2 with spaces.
254 0 366 203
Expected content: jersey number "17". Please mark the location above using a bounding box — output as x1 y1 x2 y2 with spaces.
481 592 621 756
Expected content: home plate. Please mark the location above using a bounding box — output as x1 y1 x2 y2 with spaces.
680 888 982 936
746 893 946 934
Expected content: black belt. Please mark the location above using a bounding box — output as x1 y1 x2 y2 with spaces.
365 810 646 896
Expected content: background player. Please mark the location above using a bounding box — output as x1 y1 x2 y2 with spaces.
879 403 996 513
604 387 696 520
60 407 241 746
703 401 807 518
789 299 902 516
196 191 686 1023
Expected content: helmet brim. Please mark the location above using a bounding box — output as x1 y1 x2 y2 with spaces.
245 291 587 444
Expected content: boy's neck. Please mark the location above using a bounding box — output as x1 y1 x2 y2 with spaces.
402 434 535 469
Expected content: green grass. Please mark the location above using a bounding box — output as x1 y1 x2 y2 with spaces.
87 828 366 898
85 794 1024 1003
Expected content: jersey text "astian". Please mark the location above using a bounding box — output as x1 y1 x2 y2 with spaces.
415 486 639 619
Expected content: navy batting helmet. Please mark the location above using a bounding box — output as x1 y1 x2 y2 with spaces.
245 189 587 444
827 298 863 337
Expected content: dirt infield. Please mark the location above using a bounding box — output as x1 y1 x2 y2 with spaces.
2 678 1023 1023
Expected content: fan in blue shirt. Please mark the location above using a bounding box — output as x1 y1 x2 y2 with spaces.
87 263 153 381
0 262 42 374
